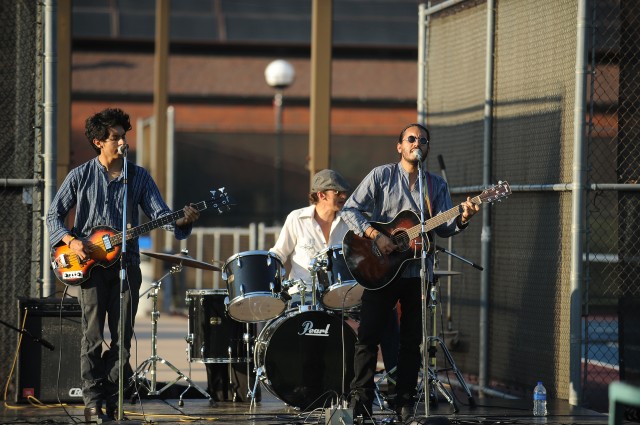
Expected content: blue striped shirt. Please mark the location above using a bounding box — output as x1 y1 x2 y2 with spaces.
341 162 464 278
47 157 191 265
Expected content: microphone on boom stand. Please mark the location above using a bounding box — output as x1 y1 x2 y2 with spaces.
414 149 451 425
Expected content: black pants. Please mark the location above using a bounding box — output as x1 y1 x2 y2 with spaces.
78 264 141 408
351 277 422 410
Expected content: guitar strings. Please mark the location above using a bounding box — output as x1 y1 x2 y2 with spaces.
68 239 103 265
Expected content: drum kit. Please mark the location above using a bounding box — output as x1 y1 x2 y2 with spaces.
132 245 363 410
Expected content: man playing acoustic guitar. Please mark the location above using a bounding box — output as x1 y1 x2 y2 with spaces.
341 123 480 422
46 108 200 423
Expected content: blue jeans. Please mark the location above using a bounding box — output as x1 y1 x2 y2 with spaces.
78 263 141 408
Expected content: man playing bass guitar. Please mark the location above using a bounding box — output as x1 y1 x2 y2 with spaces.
46 108 200 423
341 123 480 422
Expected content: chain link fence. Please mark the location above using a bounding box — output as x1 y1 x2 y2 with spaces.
0 0 43 399
423 0 639 413
584 0 640 412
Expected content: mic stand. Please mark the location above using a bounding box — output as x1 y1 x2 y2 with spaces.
0 318 55 351
115 153 141 423
435 245 483 271
426 249 478 410
416 158 451 424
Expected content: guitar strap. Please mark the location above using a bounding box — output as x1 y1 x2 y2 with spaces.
423 171 434 218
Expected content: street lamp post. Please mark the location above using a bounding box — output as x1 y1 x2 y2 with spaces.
265 59 295 224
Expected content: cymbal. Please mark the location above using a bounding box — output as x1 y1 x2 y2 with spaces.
433 270 462 276
141 251 221 271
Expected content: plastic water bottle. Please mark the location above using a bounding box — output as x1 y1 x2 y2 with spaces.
533 381 547 416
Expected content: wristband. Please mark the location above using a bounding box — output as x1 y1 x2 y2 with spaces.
67 236 76 247
373 232 383 242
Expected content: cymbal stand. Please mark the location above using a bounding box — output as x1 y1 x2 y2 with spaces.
243 323 257 402
374 365 397 410
130 265 214 406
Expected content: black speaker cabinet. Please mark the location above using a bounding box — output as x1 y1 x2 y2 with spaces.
15 298 83 404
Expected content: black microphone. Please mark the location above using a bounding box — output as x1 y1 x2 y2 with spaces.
36 337 55 351
117 144 129 155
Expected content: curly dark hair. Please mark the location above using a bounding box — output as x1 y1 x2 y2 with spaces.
85 108 132 154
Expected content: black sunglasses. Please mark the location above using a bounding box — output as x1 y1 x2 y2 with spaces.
403 135 429 145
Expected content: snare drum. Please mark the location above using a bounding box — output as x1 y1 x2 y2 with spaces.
186 289 247 363
317 245 365 310
223 251 286 322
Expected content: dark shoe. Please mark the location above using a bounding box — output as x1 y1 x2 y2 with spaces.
349 394 373 420
395 404 415 423
84 407 111 424
353 401 373 419
105 405 116 420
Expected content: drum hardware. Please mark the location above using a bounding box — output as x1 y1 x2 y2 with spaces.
374 363 457 411
308 259 320 307
297 279 313 307
373 365 397 409
432 270 462 276
282 278 314 307
416 275 475 413
129 260 214 407
242 323 258 403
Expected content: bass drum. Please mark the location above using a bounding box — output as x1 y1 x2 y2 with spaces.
254 309 356 410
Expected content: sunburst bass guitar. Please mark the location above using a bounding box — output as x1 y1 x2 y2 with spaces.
50 188 234 286
342 181 511 290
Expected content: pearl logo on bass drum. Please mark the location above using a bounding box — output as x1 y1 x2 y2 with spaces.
298 320 330 336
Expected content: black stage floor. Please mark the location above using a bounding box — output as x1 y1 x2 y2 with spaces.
1 383 610 425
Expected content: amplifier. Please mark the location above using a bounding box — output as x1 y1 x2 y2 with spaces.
15 298 83 404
